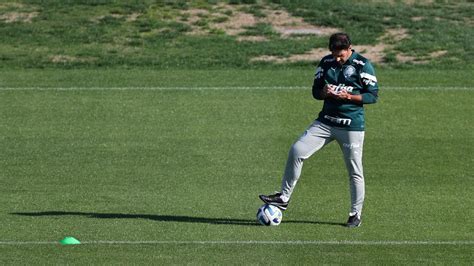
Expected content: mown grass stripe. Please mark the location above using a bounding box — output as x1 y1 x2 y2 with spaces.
0 86 472 91
1 240 473 245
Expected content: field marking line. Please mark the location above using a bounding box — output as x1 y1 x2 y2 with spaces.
0 86 472 91
1 240 473 245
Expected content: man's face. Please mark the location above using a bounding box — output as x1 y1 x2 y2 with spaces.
331 47 352 65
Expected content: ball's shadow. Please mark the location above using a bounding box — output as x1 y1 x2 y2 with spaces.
11 211 346 227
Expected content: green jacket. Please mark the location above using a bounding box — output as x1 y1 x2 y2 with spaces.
312 50 379 131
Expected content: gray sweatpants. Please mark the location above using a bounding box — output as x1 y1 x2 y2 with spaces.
281 120 365 215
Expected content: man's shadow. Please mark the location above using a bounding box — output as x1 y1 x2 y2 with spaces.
11 211 346 227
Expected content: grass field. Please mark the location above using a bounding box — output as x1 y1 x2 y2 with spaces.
1 0 473 264
0 69 473 264
1 0 473 69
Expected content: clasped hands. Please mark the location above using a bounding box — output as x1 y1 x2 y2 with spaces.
322 84 352 101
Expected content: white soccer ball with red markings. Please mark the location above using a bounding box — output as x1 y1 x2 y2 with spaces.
256 204 282 226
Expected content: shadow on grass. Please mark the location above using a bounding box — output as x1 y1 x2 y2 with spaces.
11 211 346 227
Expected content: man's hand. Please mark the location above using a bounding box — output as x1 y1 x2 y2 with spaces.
322 84 336 99
334 89 352 101
324 85 355 102
333 89 363 103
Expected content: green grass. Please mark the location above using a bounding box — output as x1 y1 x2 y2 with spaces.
1 67 474 88
1 0 473 263
0 0 472 69
1 244 472 264
0 69 473 264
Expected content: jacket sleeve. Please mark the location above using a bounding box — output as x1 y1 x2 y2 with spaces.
312 63 325 100
360 62 379 104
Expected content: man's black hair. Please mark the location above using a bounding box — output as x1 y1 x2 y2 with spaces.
329 33 352 51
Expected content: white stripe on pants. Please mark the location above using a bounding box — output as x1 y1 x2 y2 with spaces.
281 120 365 215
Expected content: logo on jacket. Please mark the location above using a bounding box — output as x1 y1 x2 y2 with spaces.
333 83 354 93
343 65 356 78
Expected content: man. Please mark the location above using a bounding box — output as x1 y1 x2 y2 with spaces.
259 32 379 228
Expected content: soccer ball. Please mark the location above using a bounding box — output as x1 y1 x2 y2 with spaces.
256 204 282 226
